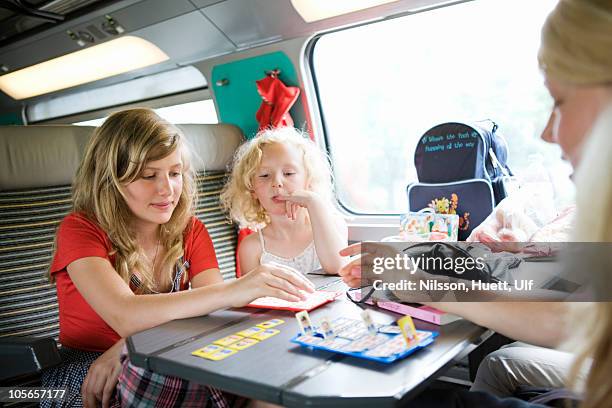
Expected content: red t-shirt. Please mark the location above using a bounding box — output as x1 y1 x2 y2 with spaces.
49 213 218 352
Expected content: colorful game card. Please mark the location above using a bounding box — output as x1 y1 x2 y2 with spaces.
213 334 243 346
378 324 402 334
229 338 259 350
205 348 238 361
257 319 285 329
318 337 351 349
295 334 323 346
319 317 336 339
360 309 377 335
191 344 224 358
251 328 280 340
237 326 263 337
296 311 314 335
398 315 417 345
335 325 368 340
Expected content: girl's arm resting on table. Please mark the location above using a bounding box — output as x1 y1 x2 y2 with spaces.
190 267 224 288
307 198 348 275
67 256 314 338
68 257 232 337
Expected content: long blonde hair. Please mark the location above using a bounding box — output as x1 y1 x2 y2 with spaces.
53 108 196 294
540 1 612 405
220 127 334 229
568 105 612 408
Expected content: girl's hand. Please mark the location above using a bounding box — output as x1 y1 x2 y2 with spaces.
278 190 319 220
229 263 315 307
81 338 124 408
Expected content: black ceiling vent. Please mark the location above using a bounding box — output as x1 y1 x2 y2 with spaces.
0 0 113 46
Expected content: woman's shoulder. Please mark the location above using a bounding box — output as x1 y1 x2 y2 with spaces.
184 216 207 237
59 212 106 236
183 216 214 252
239 230 261 253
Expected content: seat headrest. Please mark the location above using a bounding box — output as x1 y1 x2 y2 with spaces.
0 123 243 190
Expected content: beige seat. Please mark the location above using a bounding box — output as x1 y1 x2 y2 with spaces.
0 123 242 380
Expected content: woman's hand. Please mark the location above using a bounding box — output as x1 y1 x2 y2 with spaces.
338 242 450 302
229 263 315 307
338 243 363 288
278 190 319 220
81 338 125 408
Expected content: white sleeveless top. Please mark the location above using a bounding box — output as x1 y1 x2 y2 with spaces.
258 229 321 274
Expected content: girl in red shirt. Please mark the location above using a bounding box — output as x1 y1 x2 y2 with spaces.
43 108 313 408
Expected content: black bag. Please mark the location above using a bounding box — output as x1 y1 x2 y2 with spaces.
407 121 513 240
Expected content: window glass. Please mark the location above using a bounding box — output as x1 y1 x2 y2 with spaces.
313 0 573 214
73 99 218 126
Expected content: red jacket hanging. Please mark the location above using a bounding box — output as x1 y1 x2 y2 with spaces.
255 73 300 130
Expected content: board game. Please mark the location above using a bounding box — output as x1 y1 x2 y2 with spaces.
291 316 438 364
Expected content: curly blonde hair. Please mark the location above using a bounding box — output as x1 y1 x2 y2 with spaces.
50 108 196 294
221 127 334 229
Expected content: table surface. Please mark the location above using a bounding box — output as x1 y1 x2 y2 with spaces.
127 275 490 407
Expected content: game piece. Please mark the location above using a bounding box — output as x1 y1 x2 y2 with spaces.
378 324 402 334
229 338 259 350
336 325 368 340
237 326 263 337
251 328 280 340
205 348 238 361
360 309 377 335
191 344 224 358
295 334 323 345
398 315 417 345
213 334 243 346
257 319 285 329
319 317 336 339
296 310 314 334
317 337 351 349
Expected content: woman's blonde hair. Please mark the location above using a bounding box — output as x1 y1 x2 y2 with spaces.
52 108 196 294
220 127 334 229
568 106 612 408
539 0 612 85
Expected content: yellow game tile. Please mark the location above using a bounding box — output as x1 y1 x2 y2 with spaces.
191 344 224 358
229 338 260 350
256 319 285 329
237 326 263 337
250 328 280 340
213 334 244 346
205 348 238 361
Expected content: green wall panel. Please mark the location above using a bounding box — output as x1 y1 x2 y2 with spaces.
212 51 299 139
0 112 23 125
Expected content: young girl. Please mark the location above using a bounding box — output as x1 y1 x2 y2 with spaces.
42 108 313 407
221 127 347 276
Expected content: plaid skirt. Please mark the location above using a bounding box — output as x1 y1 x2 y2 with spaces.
40 346 119 407
117 350 248 407
41 346 248 407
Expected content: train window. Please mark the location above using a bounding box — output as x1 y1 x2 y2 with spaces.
73 99 218 126
312 0 573 215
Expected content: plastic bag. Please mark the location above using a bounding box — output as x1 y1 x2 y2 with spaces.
466 195 539 250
